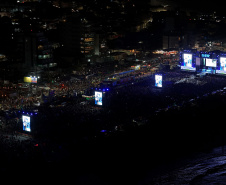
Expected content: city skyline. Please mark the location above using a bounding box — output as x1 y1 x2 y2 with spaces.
1 0 226 184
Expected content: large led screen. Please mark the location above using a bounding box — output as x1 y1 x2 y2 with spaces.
24 77 37 83
95 91 103 106
22 115 31 132
183 53 192 67
206 58 217 67
181 53 196 71
220 57 226 71
31 77 37 83
216 57 226 75
155 74 162 88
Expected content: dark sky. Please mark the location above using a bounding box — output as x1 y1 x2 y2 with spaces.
170 0 225 14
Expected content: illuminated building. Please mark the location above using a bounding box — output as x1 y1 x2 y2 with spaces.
80 33 100 62
14 32 54 77
58 14 100 64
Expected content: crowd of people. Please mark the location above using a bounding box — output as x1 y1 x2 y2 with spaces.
2 59 226 180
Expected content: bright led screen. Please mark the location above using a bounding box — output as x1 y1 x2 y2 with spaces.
155 74 162 88
216 57 226 75
206 58 217 67
22 115 31 132
181 53 196 71
24 77 37 83
183 53 192 67
220 57 226 71
95 91 103 105
31 77 37 83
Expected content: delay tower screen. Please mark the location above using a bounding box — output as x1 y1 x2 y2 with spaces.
155 74 162 87
22 115 31 132
95 91 103 105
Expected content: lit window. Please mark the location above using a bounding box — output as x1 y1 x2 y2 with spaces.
38 45 43 50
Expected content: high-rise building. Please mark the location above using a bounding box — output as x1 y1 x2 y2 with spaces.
81 32 100 62
58 14 101 64
14 32 54 76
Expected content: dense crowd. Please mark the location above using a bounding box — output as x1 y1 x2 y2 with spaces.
2 62 226 180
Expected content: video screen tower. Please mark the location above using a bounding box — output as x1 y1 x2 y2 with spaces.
95 91 103 106
155 74 162 88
